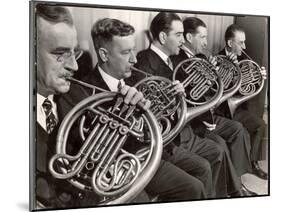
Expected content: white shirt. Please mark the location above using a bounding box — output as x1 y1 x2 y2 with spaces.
150 44 171 67
98 66 125 92
37 93 58 131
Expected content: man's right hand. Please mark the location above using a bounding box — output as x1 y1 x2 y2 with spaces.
171 80 186 97
227 52 238 64
119 85 151 110
203 121 216 131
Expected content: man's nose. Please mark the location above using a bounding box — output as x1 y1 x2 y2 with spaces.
65 55 79 72
129 51 137 64
180 34 185 44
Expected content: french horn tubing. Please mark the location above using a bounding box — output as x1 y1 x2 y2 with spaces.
172 45 224 122
49 77 163 205
131 66 187 146
227 49 265 117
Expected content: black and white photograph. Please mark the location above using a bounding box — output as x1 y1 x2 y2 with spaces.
28 0 271 211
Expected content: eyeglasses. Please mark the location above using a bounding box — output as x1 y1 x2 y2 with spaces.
52 49 83 63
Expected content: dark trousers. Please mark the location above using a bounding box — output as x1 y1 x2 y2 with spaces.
179 125 225 197
146 159 206 202
209 115 252 177
167 145 213 198
233 108 266 162
206 133 241 195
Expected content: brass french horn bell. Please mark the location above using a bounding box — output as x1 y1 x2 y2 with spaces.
172 46 224 122
131 66 187 146
49 78 163 205
227 49 266 117
214 55 242 107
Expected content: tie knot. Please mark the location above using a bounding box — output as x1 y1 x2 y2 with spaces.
117 80 122 91
42 98 57 134
167 57 173 70
42 98 52 113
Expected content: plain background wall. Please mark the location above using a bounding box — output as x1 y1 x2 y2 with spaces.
69 6 234 66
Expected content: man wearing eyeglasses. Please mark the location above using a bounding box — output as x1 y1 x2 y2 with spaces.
217 24 268 180
35 4 150 209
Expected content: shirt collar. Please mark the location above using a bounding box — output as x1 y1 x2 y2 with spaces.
150 44 170 65
37 93 56 110
98 66 125 92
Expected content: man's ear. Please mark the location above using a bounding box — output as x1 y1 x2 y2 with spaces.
227 40 233 48
98 48 108 62
185 33 193 43
159 31 167 45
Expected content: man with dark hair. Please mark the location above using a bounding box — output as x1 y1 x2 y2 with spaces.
131 12 238 198
57 17 206 203
170 16 259 196
35 5 152 209
218 24 268 180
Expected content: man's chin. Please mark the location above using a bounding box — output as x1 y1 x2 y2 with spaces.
124 71 132 79
57 84 71 94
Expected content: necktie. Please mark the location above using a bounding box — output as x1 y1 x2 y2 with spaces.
167 57 173 70
42 98 57 134
117 80 123 91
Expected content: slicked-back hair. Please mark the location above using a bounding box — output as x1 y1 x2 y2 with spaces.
36 4 73 25
91 18 135 52
224 24 245 43
182 17 206 38
150 12 182 42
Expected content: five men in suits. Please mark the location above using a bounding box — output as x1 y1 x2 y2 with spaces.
34 4 268 209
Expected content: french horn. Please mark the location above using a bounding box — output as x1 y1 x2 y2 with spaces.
215 55 242 106
172 46 224 121
227 50 266 117
131 66 187 146
49 77 163 205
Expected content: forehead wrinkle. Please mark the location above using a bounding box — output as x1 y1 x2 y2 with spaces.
38 18 77 51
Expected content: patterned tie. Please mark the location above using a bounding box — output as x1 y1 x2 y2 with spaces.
117 80 123 91
167 57 173 70
42 98 57 134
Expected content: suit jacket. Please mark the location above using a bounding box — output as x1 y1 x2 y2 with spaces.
57 65 149 156
35 122 97 208
57 65 110 120
134 48 174 79
130 49 182 145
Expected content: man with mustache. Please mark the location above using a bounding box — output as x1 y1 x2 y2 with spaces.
35 5 152 209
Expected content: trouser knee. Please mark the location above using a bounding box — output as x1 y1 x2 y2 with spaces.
188 178 206 199
213 143 225 162
199 158 212 178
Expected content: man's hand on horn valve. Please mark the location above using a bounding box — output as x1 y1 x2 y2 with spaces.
171 80 186 97
227 52 238 64
119 85 151 110
260 67 267 80
207 55 218 67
